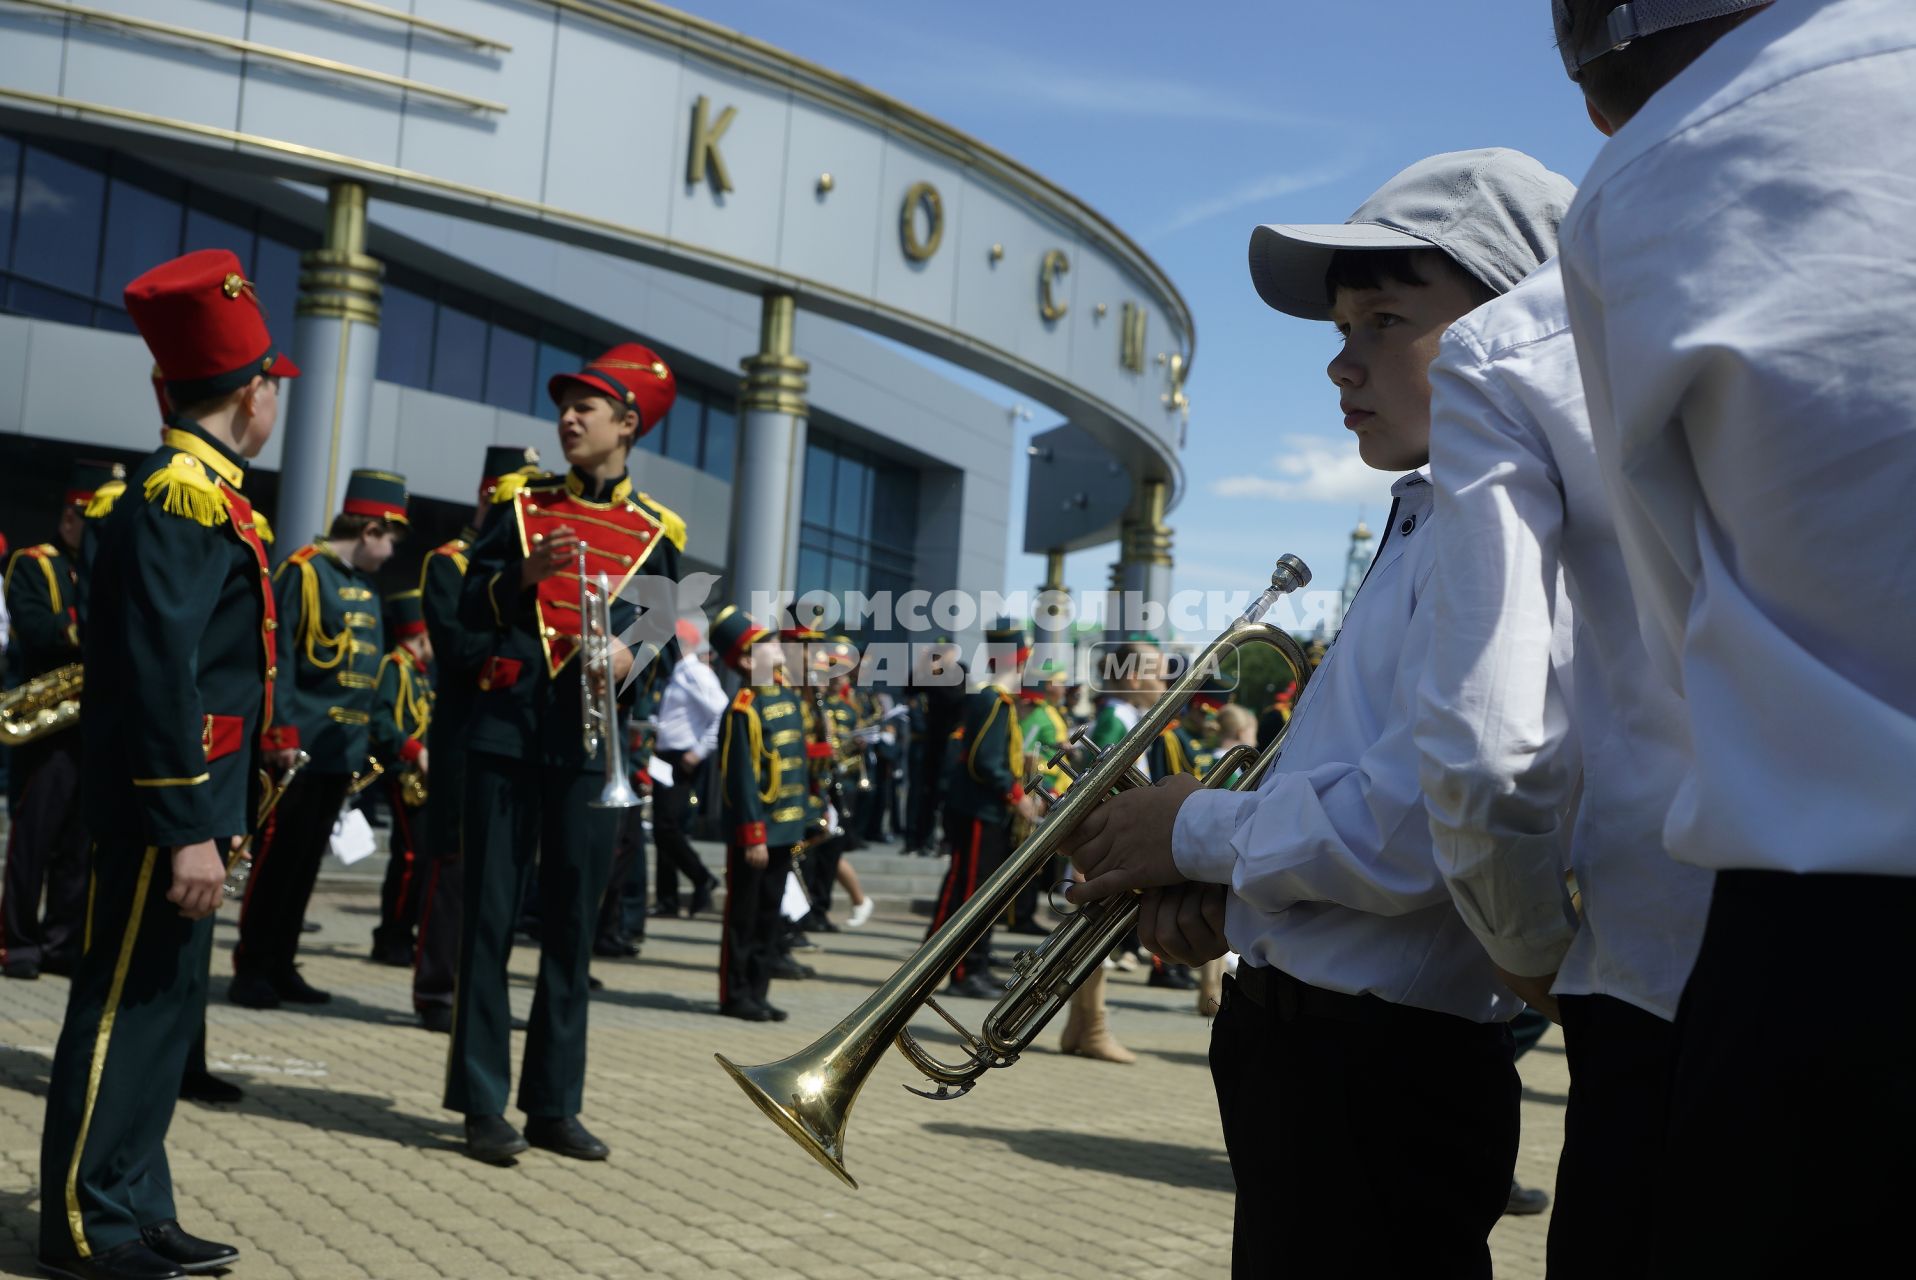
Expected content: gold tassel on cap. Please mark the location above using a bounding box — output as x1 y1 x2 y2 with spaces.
143 455 230 528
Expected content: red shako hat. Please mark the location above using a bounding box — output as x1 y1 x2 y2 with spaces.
124 249 300 406
548 342 676 436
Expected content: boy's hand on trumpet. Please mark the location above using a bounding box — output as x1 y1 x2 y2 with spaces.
1060 771 1201 903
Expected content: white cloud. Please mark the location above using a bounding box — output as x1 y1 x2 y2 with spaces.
1210 435 1395 507
1145 159 1364 241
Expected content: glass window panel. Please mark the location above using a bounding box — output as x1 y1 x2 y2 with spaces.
484 321 536 413
872 466 917 547
534 337 581 415
14 146 105 295
662 390 701 467
251 232 301 356
430 300 487 398
833 454 869 538
0 135 19 270
801 443 833 527
635 416 663 454
377 283 434 389
701 397 736 481
7 277 94 325
92 305 138 334
827 554 861 598
96 174 182 304
182 194 253 263
796 547 828 598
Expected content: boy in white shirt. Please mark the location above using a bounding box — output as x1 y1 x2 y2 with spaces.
1064 149 1573 1277
1550 0 1916 1272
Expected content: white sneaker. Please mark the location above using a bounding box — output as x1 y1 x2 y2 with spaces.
846 897 876 928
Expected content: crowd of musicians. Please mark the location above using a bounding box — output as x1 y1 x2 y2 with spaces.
2 2 1911 1277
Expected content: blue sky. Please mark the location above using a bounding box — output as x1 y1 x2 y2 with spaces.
685 0 1606 625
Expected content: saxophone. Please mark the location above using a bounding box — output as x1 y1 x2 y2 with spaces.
0 663 83 745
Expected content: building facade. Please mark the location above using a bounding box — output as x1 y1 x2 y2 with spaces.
0 0 1192 640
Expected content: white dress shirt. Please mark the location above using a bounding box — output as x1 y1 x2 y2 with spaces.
655 657 728 756
1174 470 1518 1023
1418 259 1711 1021
1561 0 1916 877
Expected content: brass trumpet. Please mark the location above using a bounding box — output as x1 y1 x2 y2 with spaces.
718 556 1313 1188
0 662 82 745
224 748 310 898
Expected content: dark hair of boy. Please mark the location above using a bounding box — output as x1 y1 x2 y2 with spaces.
327 512 403 542
1557 0 1771 124
1324 247 1497 311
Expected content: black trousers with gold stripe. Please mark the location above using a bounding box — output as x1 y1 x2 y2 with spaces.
39 840 212 1261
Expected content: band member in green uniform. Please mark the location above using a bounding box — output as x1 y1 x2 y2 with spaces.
929 623 1041 999
412 446 540 1032
446 343 683 1165
41 248 295 1280
233 469 407 1009
368 590 434 966
1006 656 1072 937
712 607 817 1022
797 634 864 926
1 462 121 981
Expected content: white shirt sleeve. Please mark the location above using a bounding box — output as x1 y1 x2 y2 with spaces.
1174 557 1455 918
1416 331 1582 977
693 662 727 756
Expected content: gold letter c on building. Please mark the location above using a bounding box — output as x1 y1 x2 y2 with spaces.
900 182 944 262
1039 248 1070 321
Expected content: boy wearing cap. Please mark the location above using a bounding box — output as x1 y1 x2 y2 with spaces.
1550 1 1915 1269
930 624 1041 1000
41 247 296 1280
710 607 817 1020
368 590 435 967
1 462 122 982
446 344 686 1164
231 468 406 1010
1061 151 1573 1275
411 445 539 1032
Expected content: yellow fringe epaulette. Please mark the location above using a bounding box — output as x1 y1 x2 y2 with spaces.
254 509 275 546
143 454 230 528
637 491 687 552
83 479 126 519
489 468 546 505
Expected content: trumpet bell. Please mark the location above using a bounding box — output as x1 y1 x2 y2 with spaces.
590 772 642 810
715 1052 859 1189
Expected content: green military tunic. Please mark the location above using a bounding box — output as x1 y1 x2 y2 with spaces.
44 421 273 1262
3 541 81 680
410 527 479 1017
717 679 820 1009
261 543 383 771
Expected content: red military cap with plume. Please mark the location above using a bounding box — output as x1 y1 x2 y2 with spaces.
548 342 676 435
124 249 300 407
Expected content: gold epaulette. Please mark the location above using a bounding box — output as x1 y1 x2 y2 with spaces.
143 454 231 528
492 471 558 504
83 478 126 519
636 491 688 551
254 509 275 546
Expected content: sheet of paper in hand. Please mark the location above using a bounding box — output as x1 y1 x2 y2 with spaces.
330 808 377 866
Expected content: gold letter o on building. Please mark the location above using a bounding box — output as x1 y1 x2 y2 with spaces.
900 181 944 262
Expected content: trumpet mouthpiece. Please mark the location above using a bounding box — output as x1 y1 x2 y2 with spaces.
1270 554 1311 594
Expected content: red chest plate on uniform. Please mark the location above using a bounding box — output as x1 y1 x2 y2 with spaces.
512 482 664 677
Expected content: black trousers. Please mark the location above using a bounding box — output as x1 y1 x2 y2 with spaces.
1210 970 1518 1279
444 752 614 1118
372 780 427 956
411 749 468 1015
720 840 793 1009
234 771 350 979
40 840 211 1260
649 748 715 910
801 834 846 915
927 815 1009 982
595 803 647 945
0 733 89 968
1545 993 1676 1280
1649 869 1916 1279
905 741 941 849
862 756 899 840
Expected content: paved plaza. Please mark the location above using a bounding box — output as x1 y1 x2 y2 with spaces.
0 879 1567 1278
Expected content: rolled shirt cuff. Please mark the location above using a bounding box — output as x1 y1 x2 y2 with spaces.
1430 825 1578 978
1171 788 1257 885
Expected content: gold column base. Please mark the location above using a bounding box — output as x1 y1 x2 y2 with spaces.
739 291 809 416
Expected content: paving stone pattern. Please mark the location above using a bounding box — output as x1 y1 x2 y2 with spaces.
0 888 1566 1278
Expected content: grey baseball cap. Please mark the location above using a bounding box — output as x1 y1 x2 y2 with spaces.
1247 148 1577 321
